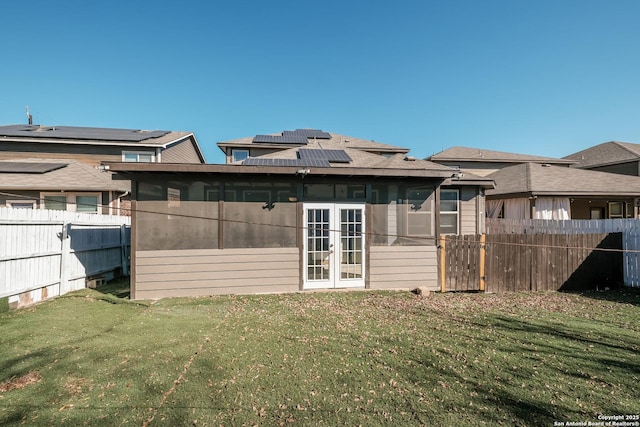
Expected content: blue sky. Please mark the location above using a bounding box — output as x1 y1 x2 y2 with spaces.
2 0 640 164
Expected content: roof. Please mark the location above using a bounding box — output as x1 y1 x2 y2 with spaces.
486 162 640 197
217 129 410 154
428 146 575 165
563 141 640 169
107 145 494 188
0 124 204 160
0 158 129 192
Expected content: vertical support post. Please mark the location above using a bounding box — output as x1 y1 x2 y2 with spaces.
439 236 446 293
479 233 486 292
59 222 70 294
120 224 127 276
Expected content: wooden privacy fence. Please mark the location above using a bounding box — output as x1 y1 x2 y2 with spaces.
439 233 623 292
0 208 130 308
486 218 640 287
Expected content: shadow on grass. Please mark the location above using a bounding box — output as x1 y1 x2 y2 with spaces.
562 286 640 307
95 277 131 300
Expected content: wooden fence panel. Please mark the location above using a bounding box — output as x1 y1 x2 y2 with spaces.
440 235 481 291
485 218 639 288
485 233 623 292
0 208 131 308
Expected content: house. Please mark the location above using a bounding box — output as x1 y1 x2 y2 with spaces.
108 131 494 299
486 162 640 219
0 124 206 214
564 141 640 176
427 146 575 177
0 158 129 214
217 128 409 164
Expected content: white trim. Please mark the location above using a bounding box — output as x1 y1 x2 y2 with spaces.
303 203 366 290
122 150 156 163
440 188 460 235
231 149 250 164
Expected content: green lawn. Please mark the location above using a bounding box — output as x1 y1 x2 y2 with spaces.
1 281 638 426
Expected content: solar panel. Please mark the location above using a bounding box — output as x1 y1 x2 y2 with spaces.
298 149 352 163
284 129 331 139
0 125 170 142
0 162 68 174
252 135 308 144
243 158 330 167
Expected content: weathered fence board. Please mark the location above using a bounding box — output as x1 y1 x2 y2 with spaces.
0 208 130 308
440 235 481 291
486 218 640 288
440 232 623 292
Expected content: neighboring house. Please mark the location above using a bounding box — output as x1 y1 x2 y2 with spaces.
427 146 575 177
486 162 640 219
0 124 206 214
0 158 129 214
564 141 640 176
109 134 494 299
217 128 409 164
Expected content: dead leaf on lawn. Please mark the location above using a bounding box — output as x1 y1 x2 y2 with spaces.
0 371 41 392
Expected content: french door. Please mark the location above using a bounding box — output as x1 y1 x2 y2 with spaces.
303 203 366 289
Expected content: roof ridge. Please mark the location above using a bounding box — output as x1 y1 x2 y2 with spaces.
611 141 640 157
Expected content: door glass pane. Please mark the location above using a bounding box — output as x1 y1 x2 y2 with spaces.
340 208 363 279
307 209 330 281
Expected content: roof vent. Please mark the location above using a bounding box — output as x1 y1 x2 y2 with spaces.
405 156 417 161
541 163 551 167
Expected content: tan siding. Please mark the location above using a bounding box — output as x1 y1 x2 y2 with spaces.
0 142 123 166
134 248 299 299
368 246 437 290
161 138 203 163
460 187 478 235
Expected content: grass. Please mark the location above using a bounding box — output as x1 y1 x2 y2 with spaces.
0 280 639 426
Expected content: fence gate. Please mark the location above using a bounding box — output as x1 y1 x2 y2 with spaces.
439 234 483 292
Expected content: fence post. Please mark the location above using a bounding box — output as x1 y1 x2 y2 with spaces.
479 233 486 291
120 224 127 276
59 222 70 294
439 236 446 292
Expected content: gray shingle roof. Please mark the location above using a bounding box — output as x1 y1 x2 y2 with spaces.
241 140 454 172
218 130 410 154
0 124 194 148
428 146 575 164
486 162 640 197
0 158 129 192
563 141 640 168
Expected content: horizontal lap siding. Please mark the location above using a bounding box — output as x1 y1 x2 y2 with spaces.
161 139 202 163
134 248 299 299
369 246 437 290
460 188 479 235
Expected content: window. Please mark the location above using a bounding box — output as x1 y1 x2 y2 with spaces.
41 193 101 213
231 149 249 163
43 195 67 211
439 189 459 235
76 195 99 213
123 151 155 162
6 200 36 209
608 202 624 219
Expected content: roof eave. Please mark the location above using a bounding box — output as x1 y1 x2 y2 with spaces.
0 135 185 148
106 162 456 179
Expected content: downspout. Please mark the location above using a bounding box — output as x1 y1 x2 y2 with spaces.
116 190 130 216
